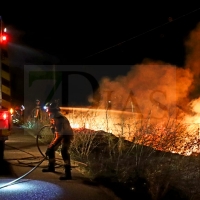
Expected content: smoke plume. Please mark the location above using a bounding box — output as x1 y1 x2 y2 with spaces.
93 22 200 122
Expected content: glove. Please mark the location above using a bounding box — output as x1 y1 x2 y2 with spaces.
45 144 55 157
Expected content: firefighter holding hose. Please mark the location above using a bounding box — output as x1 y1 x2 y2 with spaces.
42 100 74 180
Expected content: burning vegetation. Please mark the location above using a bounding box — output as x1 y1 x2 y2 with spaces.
23 22 200 200
69 22 200 158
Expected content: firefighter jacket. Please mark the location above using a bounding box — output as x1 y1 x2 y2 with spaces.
49 112 74 148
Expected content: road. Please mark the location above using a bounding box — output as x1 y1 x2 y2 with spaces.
0 126 120 200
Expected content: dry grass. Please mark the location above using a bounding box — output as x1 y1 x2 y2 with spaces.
23 108 200 200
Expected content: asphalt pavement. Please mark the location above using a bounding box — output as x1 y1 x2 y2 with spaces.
0 126 120 200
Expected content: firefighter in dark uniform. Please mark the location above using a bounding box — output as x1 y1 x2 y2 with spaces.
34 99 41 121
34 99 41 129
42 101 74 180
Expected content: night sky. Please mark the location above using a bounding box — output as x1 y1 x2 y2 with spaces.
1 2 200 66
1 2 200 106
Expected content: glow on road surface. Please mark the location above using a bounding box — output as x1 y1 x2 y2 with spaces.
0 179 66 200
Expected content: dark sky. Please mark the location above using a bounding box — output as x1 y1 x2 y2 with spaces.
1 2 200 106
1 2 200 66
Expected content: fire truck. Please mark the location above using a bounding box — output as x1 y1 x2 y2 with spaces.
0 17 12 161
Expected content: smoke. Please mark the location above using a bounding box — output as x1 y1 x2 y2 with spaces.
183 22 200 123
92 22 200 122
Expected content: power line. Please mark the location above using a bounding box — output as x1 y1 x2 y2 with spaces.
84 7 200 60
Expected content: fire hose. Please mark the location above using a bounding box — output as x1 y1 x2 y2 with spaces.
0 126 49 189
0 124 79 189
0 156 47 189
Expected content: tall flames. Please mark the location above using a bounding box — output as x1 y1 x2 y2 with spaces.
64 23 200 156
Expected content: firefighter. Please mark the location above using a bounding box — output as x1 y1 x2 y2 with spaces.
20 105 25 124
34 99 41 121
42 101 74 180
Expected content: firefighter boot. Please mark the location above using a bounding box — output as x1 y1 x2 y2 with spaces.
59 165 72 180
42 163 55 172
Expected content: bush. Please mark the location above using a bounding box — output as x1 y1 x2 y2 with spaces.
23 108 200 200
